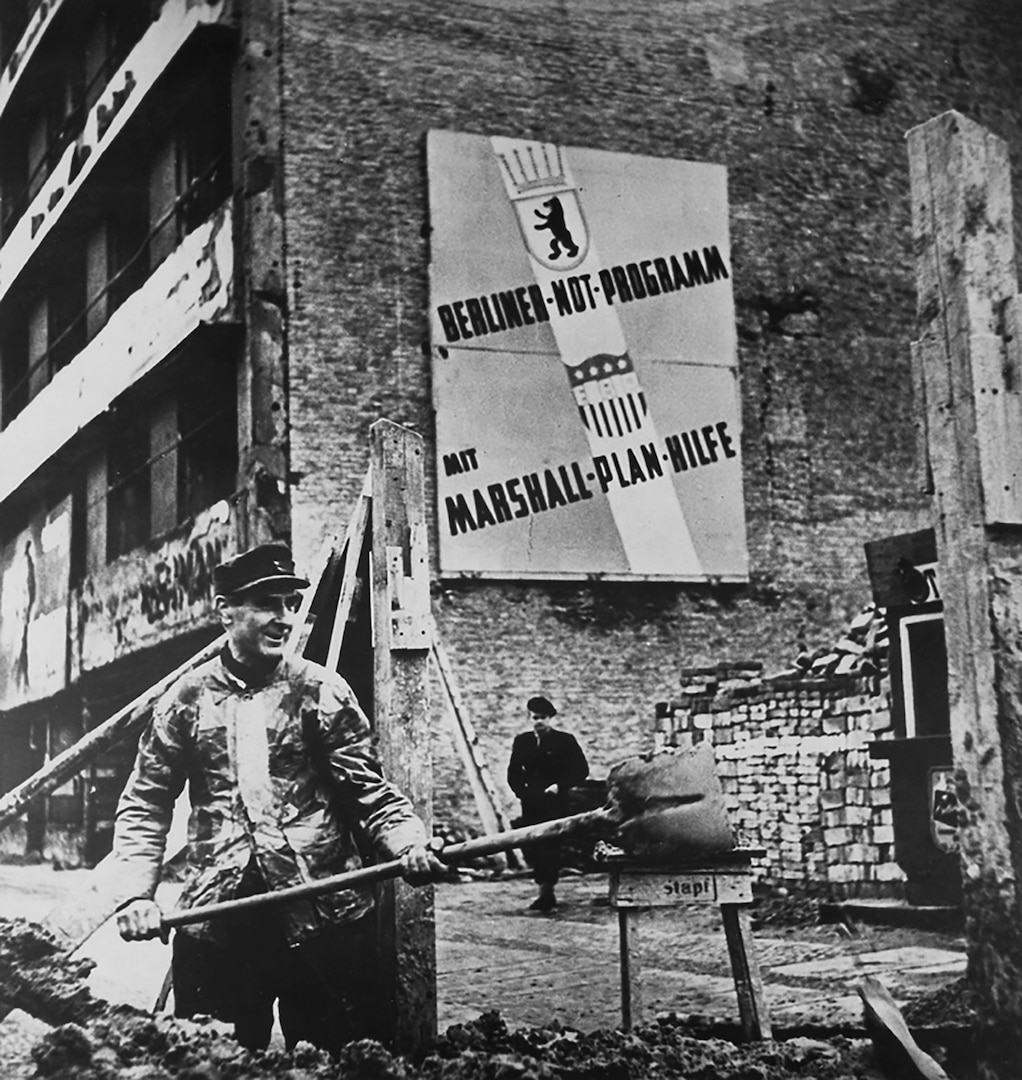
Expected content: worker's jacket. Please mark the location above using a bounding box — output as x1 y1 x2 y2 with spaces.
113 651 426 944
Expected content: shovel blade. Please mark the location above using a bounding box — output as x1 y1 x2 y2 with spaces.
608 744 737 861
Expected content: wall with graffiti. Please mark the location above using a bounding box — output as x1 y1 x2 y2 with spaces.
75 500 236 672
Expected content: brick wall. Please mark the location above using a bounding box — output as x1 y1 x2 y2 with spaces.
657 664 903 898
279 0 1022 829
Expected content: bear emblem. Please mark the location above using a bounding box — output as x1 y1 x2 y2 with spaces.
533 196 580 261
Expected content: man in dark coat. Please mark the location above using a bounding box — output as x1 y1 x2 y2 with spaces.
507 696 589 911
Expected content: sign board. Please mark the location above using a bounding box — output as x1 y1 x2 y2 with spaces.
929 765 960 854
0 498 71 710
427 130 748 580
610 868 753 907
864 528 941 607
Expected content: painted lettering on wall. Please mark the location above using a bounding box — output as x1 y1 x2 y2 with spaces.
139 537 225 623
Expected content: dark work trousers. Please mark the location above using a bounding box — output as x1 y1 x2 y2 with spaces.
521 794 567 886
172 875 380 1055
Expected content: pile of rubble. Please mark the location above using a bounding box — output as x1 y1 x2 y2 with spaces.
784 603 889 681
28 1008 886 1080
4 913 973 1080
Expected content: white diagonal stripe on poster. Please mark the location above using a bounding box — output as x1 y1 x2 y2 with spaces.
491 135 701 576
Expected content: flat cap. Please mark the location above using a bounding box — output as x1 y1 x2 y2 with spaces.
527 695 557 718
214 542 310 597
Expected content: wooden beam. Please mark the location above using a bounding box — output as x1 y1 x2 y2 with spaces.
908 109 1022 1066
324 475 372 674
0 635 224 833
431 622 519 866
370 419 435 1054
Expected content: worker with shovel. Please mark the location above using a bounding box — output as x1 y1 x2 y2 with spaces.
111 542 445 1056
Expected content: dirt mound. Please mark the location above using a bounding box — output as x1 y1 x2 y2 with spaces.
26 1009 887 1080
0 918 104 1027
901 976 978 1029
2 913 960 1080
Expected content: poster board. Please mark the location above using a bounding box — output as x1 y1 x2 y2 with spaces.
428 130 748 580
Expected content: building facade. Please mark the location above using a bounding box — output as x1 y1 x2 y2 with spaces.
0 0 1019 869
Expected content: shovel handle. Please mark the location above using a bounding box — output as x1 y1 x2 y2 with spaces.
160 806 613 931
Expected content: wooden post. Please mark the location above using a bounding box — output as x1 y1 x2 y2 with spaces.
720 903 772 1042
909 110 1022 1076
370 419 435 1054
618 907 643 1029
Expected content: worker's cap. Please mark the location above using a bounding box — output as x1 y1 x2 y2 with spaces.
527 695 557 718
214 543 311 597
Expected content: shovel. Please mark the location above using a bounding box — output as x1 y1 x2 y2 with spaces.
0 745 734 1025
160 743 737 932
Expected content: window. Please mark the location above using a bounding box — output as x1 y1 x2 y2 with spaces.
48 259 87 374
147 61 232 272
0 319 29 427
0 1 153 241
0 2 30 75
106 409 151 561
102 344 238 559
177 361 237 524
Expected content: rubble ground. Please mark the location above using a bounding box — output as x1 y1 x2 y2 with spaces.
0 868 977 1079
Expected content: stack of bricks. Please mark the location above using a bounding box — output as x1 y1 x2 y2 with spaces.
656 662 904 899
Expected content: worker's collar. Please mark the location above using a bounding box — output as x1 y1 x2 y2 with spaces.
219 644 281 688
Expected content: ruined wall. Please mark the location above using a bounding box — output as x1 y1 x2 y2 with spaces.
658 664 900 897
281 0 1022 822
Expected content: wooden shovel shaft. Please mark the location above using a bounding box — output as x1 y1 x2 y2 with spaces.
161 806 614 930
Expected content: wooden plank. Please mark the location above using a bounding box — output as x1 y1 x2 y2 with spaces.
430 622 518 865
0 635 224 832
720 903 773 1041
323 476 371 674
908 109 1022 1062
610 869 752 908
370 419 436 1055
908 341 933 495
618 907 643 1030
859 974 951 1080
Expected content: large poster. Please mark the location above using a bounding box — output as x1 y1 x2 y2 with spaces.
428 131 748 580
0 498 71 709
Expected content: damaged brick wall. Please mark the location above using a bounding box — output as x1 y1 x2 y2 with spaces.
280 0 1022 831
657 664 901 898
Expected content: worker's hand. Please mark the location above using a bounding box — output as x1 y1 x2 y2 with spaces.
399 842 448 885
116 898 168 943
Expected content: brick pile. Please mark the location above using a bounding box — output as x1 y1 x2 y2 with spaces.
655 607 904 898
